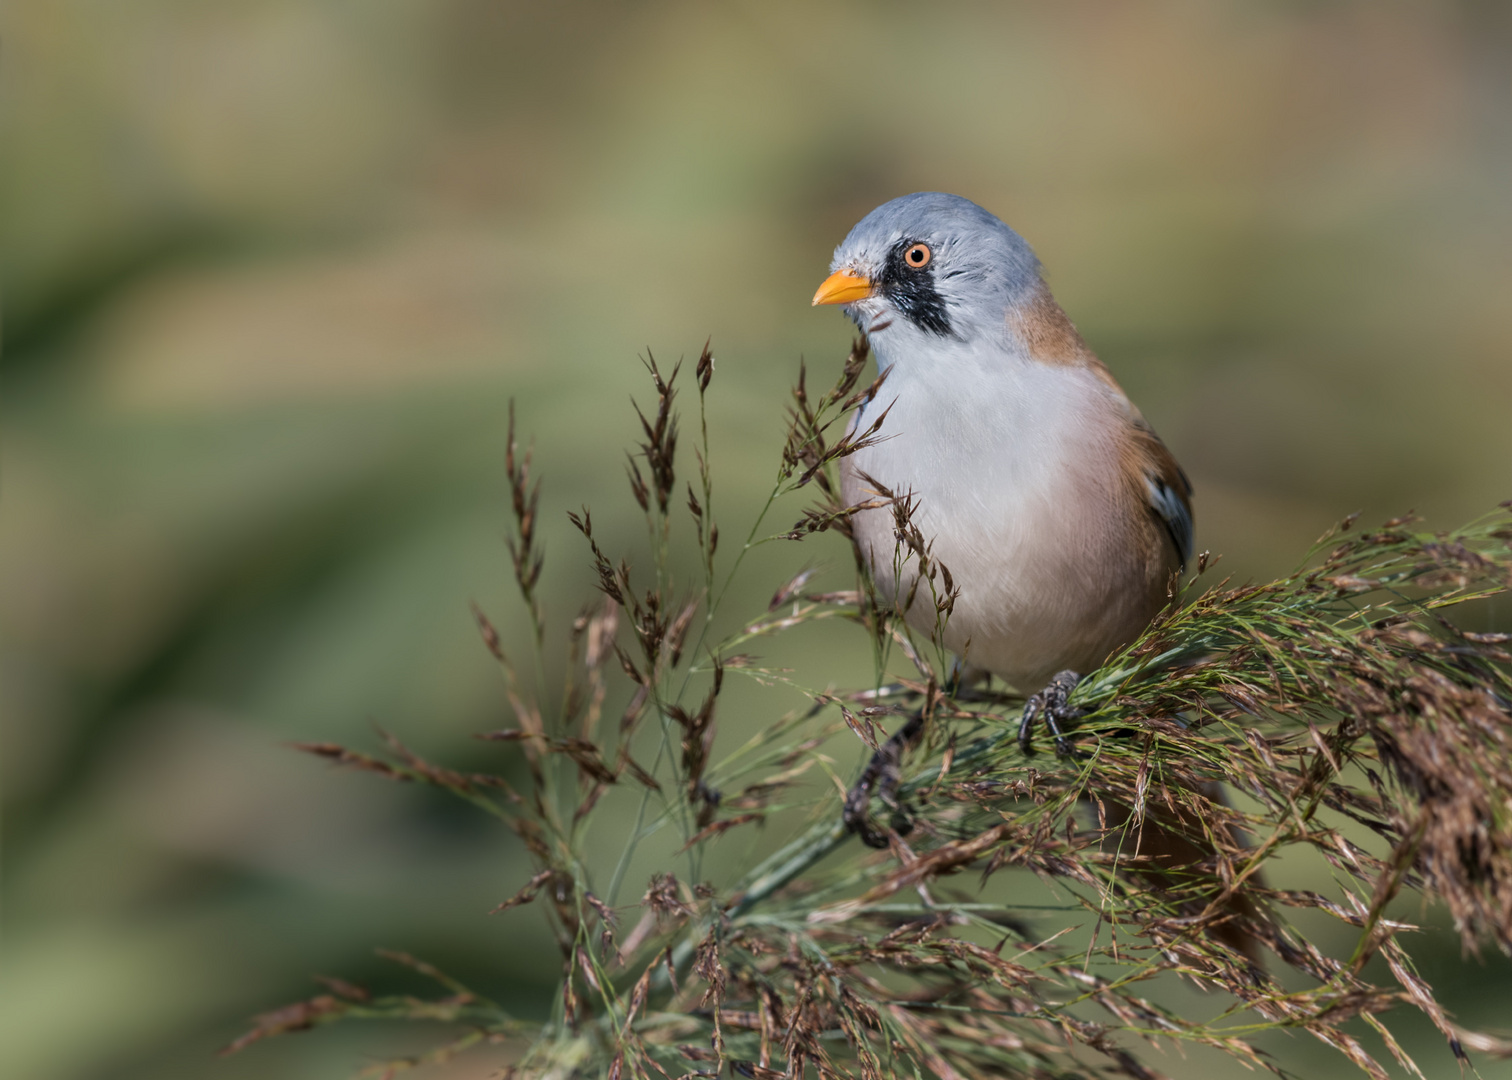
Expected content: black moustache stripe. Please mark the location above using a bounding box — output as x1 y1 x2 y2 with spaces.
879 238 952 337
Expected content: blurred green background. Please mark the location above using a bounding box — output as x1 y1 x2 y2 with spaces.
4 2 1512 1078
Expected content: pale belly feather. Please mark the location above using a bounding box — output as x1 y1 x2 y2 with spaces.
839 360 1165 692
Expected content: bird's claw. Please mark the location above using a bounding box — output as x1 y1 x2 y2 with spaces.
843 712 925 848
1017 670 1085 758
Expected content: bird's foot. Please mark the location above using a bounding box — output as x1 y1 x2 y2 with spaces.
1017 670 1085 758
843 712 925 849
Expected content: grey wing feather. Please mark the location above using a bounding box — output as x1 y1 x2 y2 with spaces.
1144 470 1194 568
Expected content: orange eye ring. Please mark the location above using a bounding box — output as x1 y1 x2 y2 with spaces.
903 242 932 269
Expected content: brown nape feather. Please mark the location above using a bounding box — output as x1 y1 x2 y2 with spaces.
1008 283 1127 390
1099 785 1265 967
1007 285 1091 365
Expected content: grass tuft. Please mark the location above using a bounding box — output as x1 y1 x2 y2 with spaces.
234 340 1512 1079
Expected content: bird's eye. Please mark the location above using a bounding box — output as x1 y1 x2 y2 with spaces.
903 243 932 269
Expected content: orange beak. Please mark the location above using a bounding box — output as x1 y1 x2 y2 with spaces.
811 268 874 306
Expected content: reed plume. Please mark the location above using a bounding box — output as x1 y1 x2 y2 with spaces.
231 338 1512 1080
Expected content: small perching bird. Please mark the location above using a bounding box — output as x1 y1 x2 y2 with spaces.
810 202 1272 963
814 192 1194 751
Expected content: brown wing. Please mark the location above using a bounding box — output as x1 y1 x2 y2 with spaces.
1127 418 1194 568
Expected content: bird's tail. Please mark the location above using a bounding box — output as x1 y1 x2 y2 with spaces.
1098 782 1265 969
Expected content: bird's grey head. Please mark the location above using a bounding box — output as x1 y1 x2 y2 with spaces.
813 192 1042 358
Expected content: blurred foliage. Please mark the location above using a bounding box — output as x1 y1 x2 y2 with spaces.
2 2 1510 1078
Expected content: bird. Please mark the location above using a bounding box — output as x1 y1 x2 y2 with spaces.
811 194 1263 964
813 192 1192 737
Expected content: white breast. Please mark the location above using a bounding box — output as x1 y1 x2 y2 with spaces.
840 347 1157 691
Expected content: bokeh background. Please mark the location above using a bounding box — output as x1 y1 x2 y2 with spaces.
4 2 1512 1078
